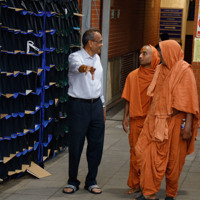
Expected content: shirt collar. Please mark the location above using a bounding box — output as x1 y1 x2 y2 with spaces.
81 48 96 59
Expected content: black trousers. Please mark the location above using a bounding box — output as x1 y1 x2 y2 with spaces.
67 97 105 187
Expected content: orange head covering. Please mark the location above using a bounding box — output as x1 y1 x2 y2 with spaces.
122 45 160 118
147 40 199 145
149 44 160 70
138 45 160 75
159 40 184 69
138 45 160 115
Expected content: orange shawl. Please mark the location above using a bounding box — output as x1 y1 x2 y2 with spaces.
147 40 199 153
122 45 160 118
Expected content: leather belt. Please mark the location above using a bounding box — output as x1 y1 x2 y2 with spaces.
69 96 100 103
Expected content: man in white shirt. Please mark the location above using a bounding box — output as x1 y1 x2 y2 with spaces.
63 29 106 195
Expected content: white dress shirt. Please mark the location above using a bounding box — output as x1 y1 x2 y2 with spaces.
68 48 105 103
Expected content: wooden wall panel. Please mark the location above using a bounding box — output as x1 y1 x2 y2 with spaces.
108 0 145 58
143 0 161 46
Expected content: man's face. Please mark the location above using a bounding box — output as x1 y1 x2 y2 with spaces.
139 46 152 67
90 32 103 54
158 48 166 65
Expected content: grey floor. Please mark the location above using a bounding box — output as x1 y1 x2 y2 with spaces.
0 103 200 200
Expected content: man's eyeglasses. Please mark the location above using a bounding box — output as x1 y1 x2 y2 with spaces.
92 40 103 44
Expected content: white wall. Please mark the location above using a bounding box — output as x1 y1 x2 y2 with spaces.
160 0 186 8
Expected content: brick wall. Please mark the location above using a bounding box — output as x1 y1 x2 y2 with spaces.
78 0 101 30
90 0 102 30
192 0 200 107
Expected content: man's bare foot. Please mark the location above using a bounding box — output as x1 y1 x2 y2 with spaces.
63 187 74 193
63 185 79 194
91 187 102 194
125 187 141 194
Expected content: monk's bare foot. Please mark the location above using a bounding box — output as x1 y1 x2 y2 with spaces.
125 187 140 194
143 194 157 199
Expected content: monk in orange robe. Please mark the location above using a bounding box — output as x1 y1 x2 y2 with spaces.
122 45 160 194
134 40 199 200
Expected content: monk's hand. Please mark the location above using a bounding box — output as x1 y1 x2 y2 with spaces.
181 113 193 140
122 117 129 133
90 67 96 80
181 125 192 140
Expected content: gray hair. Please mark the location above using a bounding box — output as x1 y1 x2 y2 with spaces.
82 29 100 47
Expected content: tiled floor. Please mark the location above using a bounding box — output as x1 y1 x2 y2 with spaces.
0 103 200 200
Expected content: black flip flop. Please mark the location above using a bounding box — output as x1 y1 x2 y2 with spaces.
165 197 175 200
63 184 79 194
84 185 102 194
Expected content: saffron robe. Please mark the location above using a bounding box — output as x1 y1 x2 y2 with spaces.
122 45 160 189
136 40 199 197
